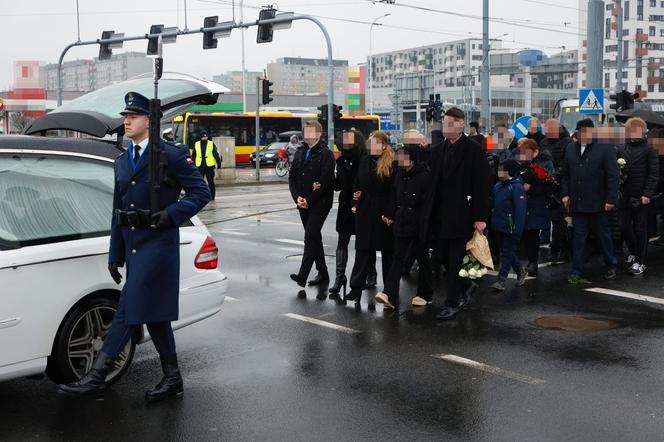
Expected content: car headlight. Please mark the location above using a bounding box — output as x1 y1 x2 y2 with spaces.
265 153 275 158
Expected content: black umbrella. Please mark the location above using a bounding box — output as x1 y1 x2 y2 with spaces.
615 109 664 128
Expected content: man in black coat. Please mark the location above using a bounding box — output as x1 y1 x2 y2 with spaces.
540 118 572 262
562 118 619 283
618 117 659 275
468 121 485 147
425 107 492 320
289 121 336 290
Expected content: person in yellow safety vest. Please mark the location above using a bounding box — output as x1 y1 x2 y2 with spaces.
193 131 222 200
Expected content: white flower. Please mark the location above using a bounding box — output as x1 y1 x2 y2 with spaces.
459 269 469 278
468 268 478 278
617 158 626 166
481 268 488 276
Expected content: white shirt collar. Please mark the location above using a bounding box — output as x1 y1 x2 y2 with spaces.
132 137 149 157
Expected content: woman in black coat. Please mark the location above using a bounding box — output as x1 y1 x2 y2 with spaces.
329 130 367 297
345 131 396 305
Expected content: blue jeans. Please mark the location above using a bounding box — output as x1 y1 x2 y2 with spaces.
571 211 617 276
101 292 176 359
498 233 523 279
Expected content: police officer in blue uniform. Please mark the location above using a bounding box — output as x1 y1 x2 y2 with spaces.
57 92 211 401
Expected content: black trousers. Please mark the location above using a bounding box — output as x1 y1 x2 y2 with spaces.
384 237 432 304
199 167 216 200
297 205 331 280
436 236 469 308
620 204 649 264
101 293 175 359
550 204 568 256
523 229 541 264
350 248 393 291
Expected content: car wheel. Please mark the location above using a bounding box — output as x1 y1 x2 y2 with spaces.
46 297 135 385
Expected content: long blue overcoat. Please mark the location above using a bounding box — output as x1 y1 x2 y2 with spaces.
108 140 211 325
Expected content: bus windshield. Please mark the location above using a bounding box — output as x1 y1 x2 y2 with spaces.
185 115 302 148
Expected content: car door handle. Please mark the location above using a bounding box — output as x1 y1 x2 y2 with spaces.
0 318 22 330
180 240 193 246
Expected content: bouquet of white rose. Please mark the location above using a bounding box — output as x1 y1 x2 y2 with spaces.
458 252 489 280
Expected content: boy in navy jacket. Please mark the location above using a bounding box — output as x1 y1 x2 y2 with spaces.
490 159 527 291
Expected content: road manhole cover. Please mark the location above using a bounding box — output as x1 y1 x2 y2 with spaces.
534 315 618 331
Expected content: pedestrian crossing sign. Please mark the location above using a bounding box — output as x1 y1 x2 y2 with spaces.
579 88 604 114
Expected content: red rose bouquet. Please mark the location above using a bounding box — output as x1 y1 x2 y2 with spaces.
522 163 555 185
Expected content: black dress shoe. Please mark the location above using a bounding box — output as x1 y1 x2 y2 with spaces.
436 306 460 321
525 262 538 277
145 353 184 403
345 289 362 302
604 268 617 280
290 274 306 287
57 351 112 398
308 273 330 286
458 281 478 309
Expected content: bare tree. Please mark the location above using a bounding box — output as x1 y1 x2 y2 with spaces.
10 112 32 133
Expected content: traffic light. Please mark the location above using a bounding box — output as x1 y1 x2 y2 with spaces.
625 91 639 110
333 104 343 121
98 30 123 60
203 16 218 49
317 104 328 127
609 91 625 111
261 79 274 105
426 94 435 122
147 24 164 55
434 94 443 121
257 7 277 43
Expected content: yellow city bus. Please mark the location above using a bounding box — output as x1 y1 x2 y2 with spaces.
173 112 381 164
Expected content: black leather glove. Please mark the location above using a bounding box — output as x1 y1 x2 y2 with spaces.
108 263 123 285
150 210 173 230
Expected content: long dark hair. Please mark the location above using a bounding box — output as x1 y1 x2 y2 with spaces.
342 129 367 159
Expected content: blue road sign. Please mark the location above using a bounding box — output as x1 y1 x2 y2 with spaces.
512 115 540 139
579 88 604 114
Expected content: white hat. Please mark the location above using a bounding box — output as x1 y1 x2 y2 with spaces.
162 128 173 135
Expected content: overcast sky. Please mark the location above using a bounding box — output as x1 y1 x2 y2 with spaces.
1 0 582 90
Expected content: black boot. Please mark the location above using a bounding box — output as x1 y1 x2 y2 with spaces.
57 351 113 398
329 249 348 296
290 273 306 287
145 353 184 403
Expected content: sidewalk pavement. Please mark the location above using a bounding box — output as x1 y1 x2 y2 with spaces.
215 166 289 187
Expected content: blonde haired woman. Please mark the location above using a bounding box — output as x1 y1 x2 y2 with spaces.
345 131 397 308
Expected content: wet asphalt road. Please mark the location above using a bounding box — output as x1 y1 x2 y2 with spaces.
3 183 664 441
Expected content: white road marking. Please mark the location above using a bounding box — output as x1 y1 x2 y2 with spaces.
275 238 305 246
585 287 664 306
431 354 546 385
217 230 249 236
279 246 303 253
283 313 361 334
225 296 238 302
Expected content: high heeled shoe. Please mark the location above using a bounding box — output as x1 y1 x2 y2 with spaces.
329 275 347 295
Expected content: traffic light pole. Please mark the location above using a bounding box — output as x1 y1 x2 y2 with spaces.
255 77 261 181
55 13 335 147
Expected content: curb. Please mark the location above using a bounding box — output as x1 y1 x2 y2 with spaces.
216 179 288 187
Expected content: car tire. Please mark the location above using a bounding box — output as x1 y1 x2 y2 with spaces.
46 297 136 386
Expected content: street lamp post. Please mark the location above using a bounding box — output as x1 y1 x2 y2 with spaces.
369 13 390 116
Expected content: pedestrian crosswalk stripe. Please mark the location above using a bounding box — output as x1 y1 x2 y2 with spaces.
585 287 664 306
275 239 305 246
431 354 546 385
283 313 361 334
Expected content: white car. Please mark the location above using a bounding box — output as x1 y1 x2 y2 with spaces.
0 74 230 385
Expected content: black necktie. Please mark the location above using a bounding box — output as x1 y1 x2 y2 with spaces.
133 144 140 163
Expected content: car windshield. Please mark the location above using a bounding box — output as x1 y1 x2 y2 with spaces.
0 153 114 249
52 77 204 120
266 142 288 151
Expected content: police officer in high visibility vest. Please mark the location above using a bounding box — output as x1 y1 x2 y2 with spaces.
57 92 211 401
193 131 222 200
